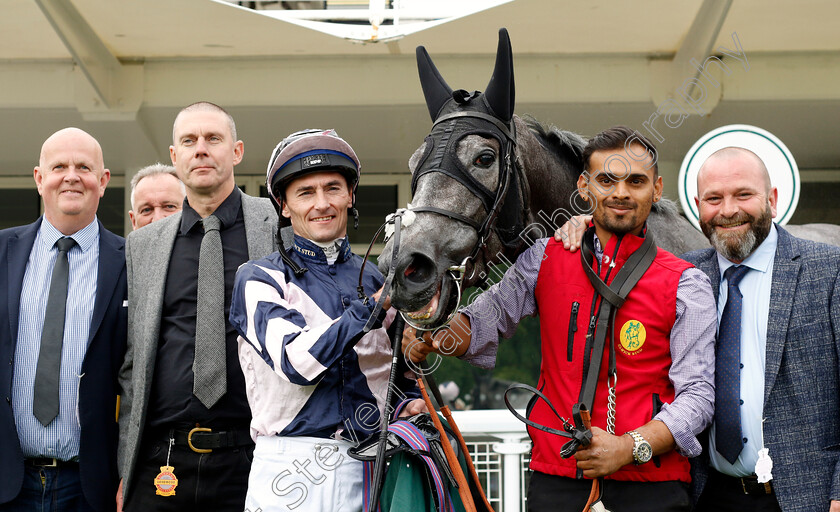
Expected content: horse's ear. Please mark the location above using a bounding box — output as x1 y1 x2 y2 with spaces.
484 28 515 123
416 45 453 121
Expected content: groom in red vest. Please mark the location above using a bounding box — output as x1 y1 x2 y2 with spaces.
404 126 717 512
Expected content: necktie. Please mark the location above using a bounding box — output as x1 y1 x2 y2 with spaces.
715 264 751 464
193 215 227 408
33 236 77 426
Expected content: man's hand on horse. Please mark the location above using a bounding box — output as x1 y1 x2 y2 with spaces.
371 286 391 310
553 214 592 252
574 426 634 478
398 398 430 418
401 325 436 363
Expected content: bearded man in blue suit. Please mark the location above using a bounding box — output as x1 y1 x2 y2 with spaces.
684 147 840 512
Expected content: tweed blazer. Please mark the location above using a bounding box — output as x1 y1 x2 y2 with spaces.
683 225 840 512
117 189 277 496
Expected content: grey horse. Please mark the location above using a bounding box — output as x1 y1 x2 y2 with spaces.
378 28 840 329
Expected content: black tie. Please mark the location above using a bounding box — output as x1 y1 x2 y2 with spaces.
33 236 77 426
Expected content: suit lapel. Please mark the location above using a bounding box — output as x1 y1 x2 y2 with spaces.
87 223 124 346
689 249 721 303
707 253 721 305
140 213 179 378
6 220 41 349
763 227 800 403
241 191 276 260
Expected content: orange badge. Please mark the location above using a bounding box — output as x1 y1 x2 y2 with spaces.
154 466 178 497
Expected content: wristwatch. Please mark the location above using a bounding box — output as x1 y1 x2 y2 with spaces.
627 430 652 465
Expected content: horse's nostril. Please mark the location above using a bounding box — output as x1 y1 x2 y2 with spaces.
401 253 435 286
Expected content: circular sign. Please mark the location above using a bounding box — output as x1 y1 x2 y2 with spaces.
678 125 800 231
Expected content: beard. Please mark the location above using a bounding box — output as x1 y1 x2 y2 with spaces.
593 200 644 235
700 205 773 262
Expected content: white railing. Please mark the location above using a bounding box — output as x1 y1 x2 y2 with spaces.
450 409 531 512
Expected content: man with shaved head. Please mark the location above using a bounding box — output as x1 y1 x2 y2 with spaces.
683 147 840 512
0 127 127 511
118 102 277 512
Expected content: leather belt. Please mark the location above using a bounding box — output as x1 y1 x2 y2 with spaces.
25 457 78 468
711 469 773 496
170 427 253 454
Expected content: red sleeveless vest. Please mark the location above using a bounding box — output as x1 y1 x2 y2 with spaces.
530 233 694 483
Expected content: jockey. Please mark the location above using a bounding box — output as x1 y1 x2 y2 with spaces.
229 129 424 512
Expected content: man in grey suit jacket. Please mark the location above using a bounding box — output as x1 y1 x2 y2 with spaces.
117 102 277 512
684 147 840 512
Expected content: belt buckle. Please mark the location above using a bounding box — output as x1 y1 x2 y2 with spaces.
739 476 771 495
187 427 213 453
31 458 59 467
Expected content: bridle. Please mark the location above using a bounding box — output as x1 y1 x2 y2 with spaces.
402 110 524 329
358 107 525 332
410 109 519 264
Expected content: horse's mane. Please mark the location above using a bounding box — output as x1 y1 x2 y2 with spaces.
521 114 587 176
652 197 682 215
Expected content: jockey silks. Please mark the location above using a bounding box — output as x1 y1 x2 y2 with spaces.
531 232 694 483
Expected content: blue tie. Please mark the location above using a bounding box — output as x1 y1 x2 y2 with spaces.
715 264 750 464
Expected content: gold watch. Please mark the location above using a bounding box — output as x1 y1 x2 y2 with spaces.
627 430 652 465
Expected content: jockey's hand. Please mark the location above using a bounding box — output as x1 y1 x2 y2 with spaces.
829 500 840 512
398 398 429 418
574 427 634 478
554 215 592 252
402 326 436 363
371 286 391 310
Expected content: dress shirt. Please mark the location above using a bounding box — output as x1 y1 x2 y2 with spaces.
12 217 99 460
460 236 717 457
147 187 251 430
709 224 777 477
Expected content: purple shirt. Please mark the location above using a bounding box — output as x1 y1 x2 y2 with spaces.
461 238 717 457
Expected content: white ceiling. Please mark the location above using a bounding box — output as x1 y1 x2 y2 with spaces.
2 0 839 204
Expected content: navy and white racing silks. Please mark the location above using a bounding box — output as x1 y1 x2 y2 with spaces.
229 235 418 443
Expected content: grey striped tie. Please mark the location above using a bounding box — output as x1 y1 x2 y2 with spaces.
193 214 226 408
33 236 76 426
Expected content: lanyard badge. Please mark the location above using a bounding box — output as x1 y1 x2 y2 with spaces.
755 418 773 484
154 438 179 497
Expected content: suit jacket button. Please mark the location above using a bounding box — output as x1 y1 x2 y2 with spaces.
5 397 9 404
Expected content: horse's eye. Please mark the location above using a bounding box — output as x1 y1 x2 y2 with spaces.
474 153 495 168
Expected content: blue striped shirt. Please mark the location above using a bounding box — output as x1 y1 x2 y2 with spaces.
12 217 100 460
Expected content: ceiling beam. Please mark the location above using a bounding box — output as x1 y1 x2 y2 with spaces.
1 52 838 112
650 0 733 113
34 0 143 117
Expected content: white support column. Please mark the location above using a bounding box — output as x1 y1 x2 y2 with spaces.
492 435 531 512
